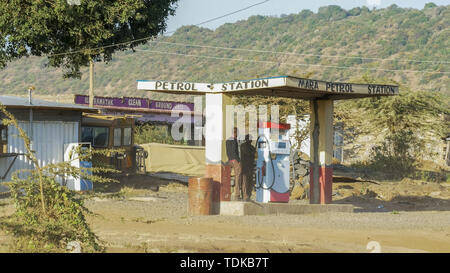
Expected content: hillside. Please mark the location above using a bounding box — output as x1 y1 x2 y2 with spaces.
0 4 448 101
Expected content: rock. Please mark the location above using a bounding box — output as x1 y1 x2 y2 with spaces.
291 183 309 200
429 191 441 197
365 189 378 198
400 178 413 184
376 193 385 200
290 185 305 200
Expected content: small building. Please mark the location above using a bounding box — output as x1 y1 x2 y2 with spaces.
74 94 204 146
80 113 139 173
0 95 96 184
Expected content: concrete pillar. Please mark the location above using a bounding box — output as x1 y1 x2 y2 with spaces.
309 99 334 204
205 93 232 213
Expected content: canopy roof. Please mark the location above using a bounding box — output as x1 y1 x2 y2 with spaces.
137 75 399 100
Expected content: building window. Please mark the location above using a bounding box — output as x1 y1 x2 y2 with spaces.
82 127 109 148
0 125 7 154
123 127 132 146
114 128 122 147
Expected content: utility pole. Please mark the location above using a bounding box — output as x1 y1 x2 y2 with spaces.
89 58 94 107
28 86 35 151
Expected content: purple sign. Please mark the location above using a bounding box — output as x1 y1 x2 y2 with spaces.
149 100 194 111
74 95 194 111
102 110 195 124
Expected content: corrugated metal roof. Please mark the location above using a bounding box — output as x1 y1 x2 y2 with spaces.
0 95 97 112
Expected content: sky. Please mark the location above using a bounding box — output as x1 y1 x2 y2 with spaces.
165 0 450 33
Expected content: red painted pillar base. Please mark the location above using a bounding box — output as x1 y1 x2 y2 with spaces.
309 99 334 204
205 163 231 214
309 166 333 204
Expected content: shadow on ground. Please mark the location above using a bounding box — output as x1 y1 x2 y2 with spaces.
93 173 186 194
334 193 450 213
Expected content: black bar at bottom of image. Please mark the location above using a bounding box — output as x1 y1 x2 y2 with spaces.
0 253 447 272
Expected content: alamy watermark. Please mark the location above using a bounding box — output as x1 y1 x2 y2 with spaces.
169 96 281 142
366 241 382 253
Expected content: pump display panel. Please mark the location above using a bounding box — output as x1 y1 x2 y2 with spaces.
277 142 286 149
269 141 290 155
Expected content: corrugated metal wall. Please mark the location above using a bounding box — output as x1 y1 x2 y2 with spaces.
0 121 79 181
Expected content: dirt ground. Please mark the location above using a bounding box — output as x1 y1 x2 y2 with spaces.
1 175 450 253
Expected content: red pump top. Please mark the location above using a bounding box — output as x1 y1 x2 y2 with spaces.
258 122 291 130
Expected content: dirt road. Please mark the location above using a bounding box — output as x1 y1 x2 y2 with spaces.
1 176 449 253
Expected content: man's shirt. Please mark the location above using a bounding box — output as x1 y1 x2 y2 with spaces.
240 142 256 171
226 138 240 162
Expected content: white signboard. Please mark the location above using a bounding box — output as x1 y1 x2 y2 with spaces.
137 77 286 93
137 80 212 93
285 77 399 95
137 76 399 96
213 77 286 92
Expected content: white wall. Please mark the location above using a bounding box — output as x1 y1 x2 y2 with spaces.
287 115 344 163
0 121 79 183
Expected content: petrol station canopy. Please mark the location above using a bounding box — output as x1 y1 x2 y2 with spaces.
137 75 400 205
137 75 399 100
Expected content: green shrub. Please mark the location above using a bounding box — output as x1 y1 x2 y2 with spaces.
0 103 119 252
134 124 185 145
2 173 103 252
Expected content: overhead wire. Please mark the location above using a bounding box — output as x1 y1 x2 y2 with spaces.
145 40 450 65
48 0 270 57
44 0 449 74
133 48 450 74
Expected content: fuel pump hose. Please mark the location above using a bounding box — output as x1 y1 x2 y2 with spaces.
255 135 290 194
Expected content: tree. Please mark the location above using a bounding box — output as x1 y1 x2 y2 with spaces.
0 0 179 78
335 75 450 179
424 2 438 9
317 5 348 21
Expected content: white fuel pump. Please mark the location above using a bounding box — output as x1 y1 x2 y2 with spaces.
63 143 93 191
255 122 291 203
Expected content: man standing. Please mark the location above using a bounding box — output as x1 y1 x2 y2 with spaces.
240 134 256 201
226 127 242 200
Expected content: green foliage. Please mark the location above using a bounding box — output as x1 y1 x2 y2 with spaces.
317 5 348 21
2 173 103 252
368 131 417 178
0 0 179 78
134 123 184 145
348 7 362 16
353 90 448 137
0 104 120 252
424 2 438 9
0 4 448 97
336 75 450 179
